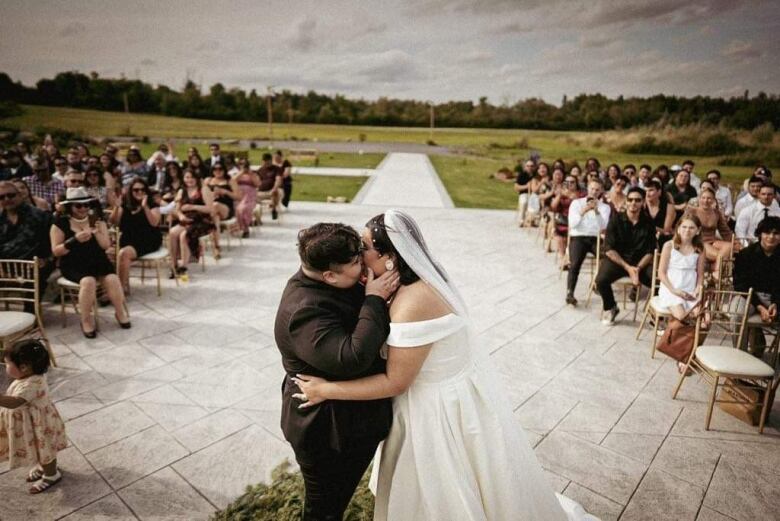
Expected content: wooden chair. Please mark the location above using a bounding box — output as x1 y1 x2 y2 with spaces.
673 289 778 433
635 250 671 357
0 258 55 366
559 233 598 282
133 247 177 297
585 235 642 320
219 217 243 250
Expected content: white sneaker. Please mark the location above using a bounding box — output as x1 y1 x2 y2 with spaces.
601 306 619 325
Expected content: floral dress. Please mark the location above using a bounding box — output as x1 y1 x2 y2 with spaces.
0 375 67 468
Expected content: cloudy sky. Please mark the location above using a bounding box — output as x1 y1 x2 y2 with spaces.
1 0 778 105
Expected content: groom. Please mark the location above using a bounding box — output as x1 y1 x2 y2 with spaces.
274 222 399 521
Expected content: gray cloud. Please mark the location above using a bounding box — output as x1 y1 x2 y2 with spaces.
58 21 86 38
721 40 763 60
288 16 317 52
140 58 157 66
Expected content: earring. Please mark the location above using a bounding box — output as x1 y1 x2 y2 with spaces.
384 259 395 271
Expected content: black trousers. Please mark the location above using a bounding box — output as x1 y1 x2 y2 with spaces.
566 236 598 295
282 179 293 207
295 442 378 521
595 257 652 311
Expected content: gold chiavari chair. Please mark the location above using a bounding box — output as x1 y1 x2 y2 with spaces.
635 250 672 357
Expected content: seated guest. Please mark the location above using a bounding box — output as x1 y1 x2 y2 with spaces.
595 187 656 325
733 216 780 347
22 158 62 209
644 179 675 247
682 159 701 190
12 179 50 211
257 153 284 220
668 169 698 221
50 187 129 338
540 164 563 211
705 170 733 220
735 183 780 244
205 163 238 255
205 143 225 172
0 181 54 294
168 170 215 279
84 165 115 209
550 173 580 269
686 187 735 274
52 156 69 183
565 179 611 306
146 152 168 193
623 164 638 187
187 152 209 179
234 157 260 238
0 149 33 181
160 161 184 204
111 177 162 292
120 148 149 188
514 159 536 226
733 175 765 219
636 164 652 188
606 174 629 212
604 163 620 191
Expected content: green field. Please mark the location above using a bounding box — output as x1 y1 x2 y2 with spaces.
293 175 368 203
3 104 778 210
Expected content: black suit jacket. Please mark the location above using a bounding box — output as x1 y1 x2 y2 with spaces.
274 269 392 454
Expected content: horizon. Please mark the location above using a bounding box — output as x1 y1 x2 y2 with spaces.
1 1 779 106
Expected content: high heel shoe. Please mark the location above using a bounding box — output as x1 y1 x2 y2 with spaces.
115 312 131 329
81 322 97 339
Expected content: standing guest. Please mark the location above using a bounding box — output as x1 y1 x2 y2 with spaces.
52 156 69 183
168 170 215 278
0 181 53 290
50 187 129 337
234 157 260 238
733 175 776 221
257 153 284 220
514 159 536 226
120 149 149 188
606 175 629 212
12 179 50 211
595 187 656 325
706 170 733 219
551 173 580 269
112 177 162 293
145 142 177 167
274 150 294 209
22 158 63 208
0 339 68 494
734 216 780 328
0 150 33 181
682 159 701 190
644 179 675 247
565 179 611 306
735 183 780 244
668 169 698 222
205 143 225 172
686 187 734 275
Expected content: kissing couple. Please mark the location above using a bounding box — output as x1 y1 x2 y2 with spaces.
274 209 598 521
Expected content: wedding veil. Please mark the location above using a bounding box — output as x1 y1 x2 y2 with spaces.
383 209 469 319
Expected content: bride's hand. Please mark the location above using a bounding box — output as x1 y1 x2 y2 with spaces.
291 374 329 409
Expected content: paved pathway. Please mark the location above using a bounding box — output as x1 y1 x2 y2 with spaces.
1 198 777 518
353 152 454 208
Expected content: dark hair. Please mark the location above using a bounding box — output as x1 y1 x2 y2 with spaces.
123 176 150 209
706 169 721 178
627 186 646 199
646 179 662 191
639 164 652 172
297 223 361 272
615 174 630 185
623 164 636 173
275 150 283 156
366 214 420 285
682 159 695 167
748 175 764 185
262 153 272 162
674 213 704 253
85 165 104 187
209 142 220 149
759 183 776 193
3 338 51 375
607 163 621 174
756 215 780 237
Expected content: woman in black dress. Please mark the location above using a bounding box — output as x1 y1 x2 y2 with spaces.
168 170 215 278
205 163 238 257
111 177 163 292
50 187 129 338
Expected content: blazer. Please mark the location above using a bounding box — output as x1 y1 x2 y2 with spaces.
274 269 392 453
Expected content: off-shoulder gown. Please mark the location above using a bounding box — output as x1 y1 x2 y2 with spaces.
370 313 599 521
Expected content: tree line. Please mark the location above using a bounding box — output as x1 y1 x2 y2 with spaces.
1 71 778 131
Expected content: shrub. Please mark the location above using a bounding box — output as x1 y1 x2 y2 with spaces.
751 122 775 145
719 148 780 167
358 133 366 142
426 139 437 146
0 101 23 119
211 461 374 521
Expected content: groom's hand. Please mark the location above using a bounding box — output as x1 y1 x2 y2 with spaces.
365 268 400 300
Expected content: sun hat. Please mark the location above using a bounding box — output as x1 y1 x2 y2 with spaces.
61 187 96 204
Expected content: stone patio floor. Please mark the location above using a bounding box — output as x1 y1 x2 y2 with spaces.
1 202 777 520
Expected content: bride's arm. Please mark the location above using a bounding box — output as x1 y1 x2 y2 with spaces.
294 343 431 404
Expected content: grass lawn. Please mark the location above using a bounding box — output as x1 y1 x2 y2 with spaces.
293 175 368 203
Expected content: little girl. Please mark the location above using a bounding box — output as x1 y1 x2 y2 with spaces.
0 339 67 494
656 215 707 372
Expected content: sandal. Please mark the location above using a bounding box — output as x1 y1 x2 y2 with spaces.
29 471 62 494
26 466 43 482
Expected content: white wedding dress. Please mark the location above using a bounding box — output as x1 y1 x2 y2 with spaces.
369 313 598 521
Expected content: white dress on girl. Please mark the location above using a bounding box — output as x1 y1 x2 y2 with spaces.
369 313 598 521
657 247 699 311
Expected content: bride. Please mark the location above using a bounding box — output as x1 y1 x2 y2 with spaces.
293 209 598 521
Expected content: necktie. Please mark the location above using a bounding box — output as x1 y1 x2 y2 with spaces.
764 207 770 220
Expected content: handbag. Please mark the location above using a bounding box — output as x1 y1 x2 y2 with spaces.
658 318 707 362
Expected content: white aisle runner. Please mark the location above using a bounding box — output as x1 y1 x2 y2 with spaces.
353 153 454 208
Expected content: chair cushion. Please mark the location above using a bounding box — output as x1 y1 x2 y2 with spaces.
649 296 671 315
57 276 79 288
139 247 169 261
221 218 237 227
0 311 36 337
696 345 774 378
615 277 636 286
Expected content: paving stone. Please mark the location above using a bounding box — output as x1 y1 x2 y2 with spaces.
612 394 683 436
131 384 209 431
696 507 739 521
651 435 721 488
172 409 254 452
83 342 167 380
601 432 665 464
119 466 215 520
60 494 138 520
703 455 780 521
67 401 155 453
92 364 184 403
621 468 704 521
561 482 623 521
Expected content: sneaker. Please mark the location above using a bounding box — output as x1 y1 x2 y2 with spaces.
271 209 278 220
565 294 578 307
601 306 619 325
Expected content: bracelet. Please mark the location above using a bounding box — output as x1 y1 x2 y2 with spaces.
64 237 76 249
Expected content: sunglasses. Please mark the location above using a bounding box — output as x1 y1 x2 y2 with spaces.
132 188 145 193
71 203 88 209
627 198 643 203
0 192 18 200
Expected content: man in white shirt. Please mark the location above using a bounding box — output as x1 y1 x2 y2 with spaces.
705 169 733 218
566 179 611 306
735 183 780 244
734 175 766 219
683 160 701 190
